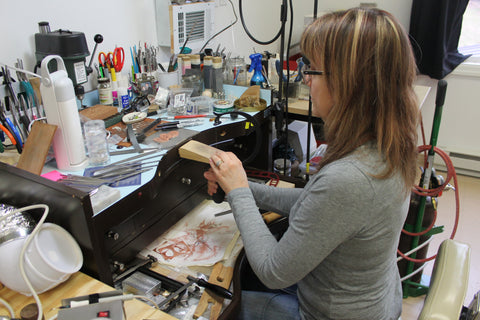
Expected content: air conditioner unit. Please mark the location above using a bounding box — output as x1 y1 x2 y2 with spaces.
155 0 215 54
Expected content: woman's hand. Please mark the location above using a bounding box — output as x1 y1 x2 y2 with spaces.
203 151 249 195
203 169 219 196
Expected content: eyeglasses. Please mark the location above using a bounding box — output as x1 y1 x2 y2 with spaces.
302 66 326 77
301 65 327 83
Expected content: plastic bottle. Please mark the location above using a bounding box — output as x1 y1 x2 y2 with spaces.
249 53 266 87
117 74 130 112
110 69 118 106
39 55 87 171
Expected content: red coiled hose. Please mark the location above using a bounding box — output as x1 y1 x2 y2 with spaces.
397 145 460 263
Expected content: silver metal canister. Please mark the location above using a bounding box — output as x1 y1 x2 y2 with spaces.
0 204 35 246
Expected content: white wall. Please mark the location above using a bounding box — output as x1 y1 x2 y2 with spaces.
1 0 161 91
212 0 414 58
1 0 413 91
4 0 479 167
415 63 480 175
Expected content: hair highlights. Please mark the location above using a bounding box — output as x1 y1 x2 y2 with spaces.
301 8 419 188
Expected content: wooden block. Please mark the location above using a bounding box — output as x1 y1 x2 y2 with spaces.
79 104 119 121
16 121 57 175
179 140 221 164
193 262 234 320
262 212 283 224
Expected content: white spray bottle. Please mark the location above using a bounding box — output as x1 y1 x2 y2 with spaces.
40 55 87 171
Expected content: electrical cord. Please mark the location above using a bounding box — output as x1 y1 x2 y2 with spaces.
0 204 49 320
199 0 238 53
238 0 286 45
281 0 294 174
213 110 262 164
19 204 49 320
0 297 15 319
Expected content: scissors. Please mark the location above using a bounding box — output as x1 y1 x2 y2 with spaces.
98 51 114 69
112 47 125 72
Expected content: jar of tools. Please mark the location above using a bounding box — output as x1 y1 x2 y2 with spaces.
224 57 247 86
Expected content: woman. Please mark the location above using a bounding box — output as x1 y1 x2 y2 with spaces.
204 7 419 320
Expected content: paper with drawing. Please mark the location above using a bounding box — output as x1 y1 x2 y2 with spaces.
139 200 239 267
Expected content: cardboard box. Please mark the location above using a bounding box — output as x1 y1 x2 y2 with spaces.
287 120 317 163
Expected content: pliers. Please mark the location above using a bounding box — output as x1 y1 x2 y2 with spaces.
2 66 27 141
0 123 19 153
0 100 22 153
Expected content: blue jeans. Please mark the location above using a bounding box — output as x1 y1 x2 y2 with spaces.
237 286 301 320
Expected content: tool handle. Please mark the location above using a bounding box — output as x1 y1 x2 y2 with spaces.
136 118 162 143
212 185 225 203
429 80 448 153
196 278 233 299
435 80 448 107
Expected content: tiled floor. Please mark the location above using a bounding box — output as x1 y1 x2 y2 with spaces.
400 172 480 319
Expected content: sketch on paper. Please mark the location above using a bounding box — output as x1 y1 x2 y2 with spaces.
139 200 239 267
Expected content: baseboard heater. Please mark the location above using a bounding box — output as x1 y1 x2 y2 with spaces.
434 151 480 177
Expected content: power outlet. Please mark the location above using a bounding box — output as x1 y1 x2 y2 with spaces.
360 2 377 7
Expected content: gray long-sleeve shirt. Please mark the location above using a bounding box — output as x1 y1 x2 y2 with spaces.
227 143 408 320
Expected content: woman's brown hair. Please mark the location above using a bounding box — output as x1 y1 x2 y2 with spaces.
301 7 419 189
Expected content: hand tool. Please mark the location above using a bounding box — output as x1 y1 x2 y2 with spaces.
155 119 204 131
19 84 37 120
91 160 159 177
107 148 163 164
112 255 157 283
167 53 177 72
156 277 196 309
98 51 114 70
0 123 17 152
3 66 27 141
58 167 154 190
0 101 22 153
14 59 43 119
186 275 233 299
126 123 142 153
109 147 160 156
214 209 232 217
112 47 125 72
93 164 158 180
165 114 208 120
136 118 163 143
18 94 32 132
92 160 153 176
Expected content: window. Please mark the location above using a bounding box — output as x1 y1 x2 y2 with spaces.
458 0 480 60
